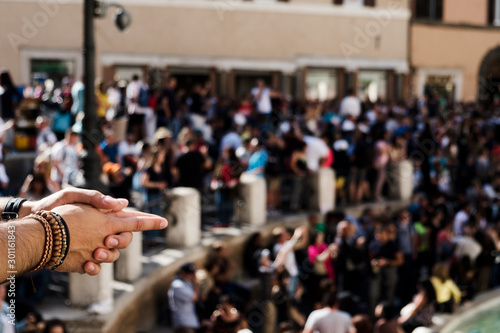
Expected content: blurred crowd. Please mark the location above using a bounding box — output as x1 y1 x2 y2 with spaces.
3 66 500 332
169 198 500 333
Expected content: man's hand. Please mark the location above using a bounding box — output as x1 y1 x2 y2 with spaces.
21 188 128 216
52 204 167 275
18 188 140 274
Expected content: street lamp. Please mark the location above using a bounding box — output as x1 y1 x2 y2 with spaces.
94 1 131 30
81 0 130 191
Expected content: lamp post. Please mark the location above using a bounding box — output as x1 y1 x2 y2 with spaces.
81 0 130 190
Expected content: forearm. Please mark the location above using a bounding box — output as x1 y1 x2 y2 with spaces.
294 234 308 250
316 249 331 262
0 219 45 281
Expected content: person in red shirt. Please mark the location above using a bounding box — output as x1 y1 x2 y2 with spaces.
215 147 242 227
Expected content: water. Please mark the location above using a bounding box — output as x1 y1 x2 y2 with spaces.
450 307 500 333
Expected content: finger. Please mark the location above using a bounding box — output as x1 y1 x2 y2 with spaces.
63 188 128 211
108 209 165 219
84 261 101 276
110 215 168 233
93 248 120 263
105 232 133 249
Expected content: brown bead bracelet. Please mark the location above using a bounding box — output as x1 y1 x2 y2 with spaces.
40 211 70 270
27 214 53 272
28 211 70 272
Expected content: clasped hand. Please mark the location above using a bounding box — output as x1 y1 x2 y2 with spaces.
20 188 167 275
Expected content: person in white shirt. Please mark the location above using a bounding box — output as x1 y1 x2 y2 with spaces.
273 226 308 297
126 75 155 141
251 79 272 115
220 126 243 152
453 222 482 265
340 88 361 119
126 74 142 109
453 203 472 236
35 116 57 153
303 135 329 172
168 263 200 333
118 133 140 167
70 78 84 116
251 79 281 125
303 291 353 333
50 129 80 186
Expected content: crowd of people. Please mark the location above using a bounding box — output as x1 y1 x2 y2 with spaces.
169 196 500 333
3 66 500 332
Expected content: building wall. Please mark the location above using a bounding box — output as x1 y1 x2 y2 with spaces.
0 0 410 86
411 23 500 101
443 0 488 26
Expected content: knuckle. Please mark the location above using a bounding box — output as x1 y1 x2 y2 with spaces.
135 219 145 232
89 190 100 200
107 219 119 234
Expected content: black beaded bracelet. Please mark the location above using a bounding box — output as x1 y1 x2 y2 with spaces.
50 212 70 270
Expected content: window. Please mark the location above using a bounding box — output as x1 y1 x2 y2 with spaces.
358 70 387 103
30 59 75 88
334 0 375 6
424 75 455 99
114 66 144 83
306 69 337 101
415 0 443 21
235 71 272 99
333 0 376 7
488 0 500 26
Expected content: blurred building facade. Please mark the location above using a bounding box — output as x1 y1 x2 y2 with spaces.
0 0 410 103
411 0 500 103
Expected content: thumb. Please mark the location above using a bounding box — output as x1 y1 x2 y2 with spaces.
100 196 129 212
63 188 129 211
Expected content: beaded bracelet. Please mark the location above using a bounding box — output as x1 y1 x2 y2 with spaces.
40 211 70 270
28 211 70 272
28 214 53 272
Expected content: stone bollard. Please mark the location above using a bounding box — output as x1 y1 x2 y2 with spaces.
388 160 414 201
166 187 201 247
69 262 113 307
308 168 336 214
115 220 142 282
236 173 267 226
111 117 128 142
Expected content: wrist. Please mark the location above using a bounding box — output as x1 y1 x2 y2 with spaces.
19 200 33 219
9 219 45 274
2 198 29 221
